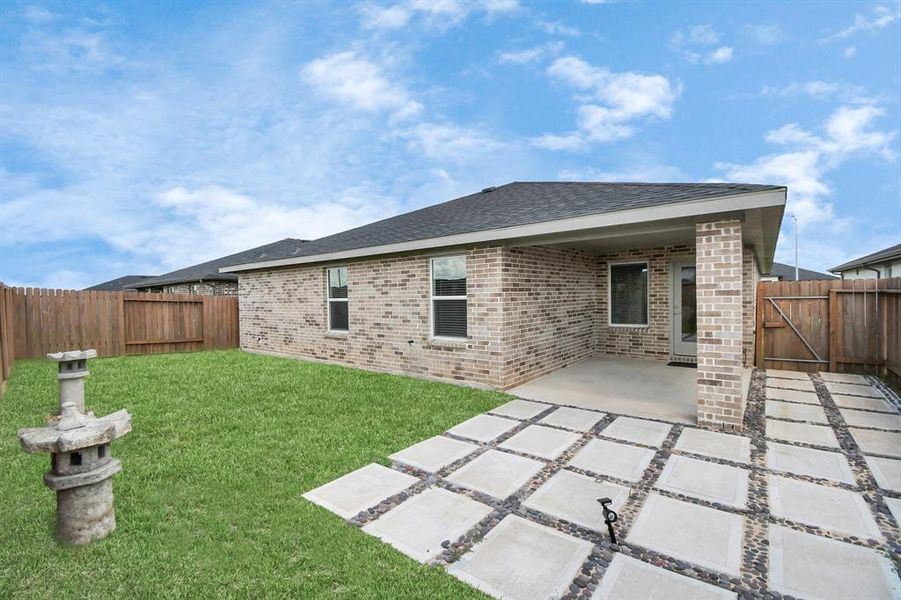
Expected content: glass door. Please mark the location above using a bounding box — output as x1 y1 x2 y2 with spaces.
672 261 697 356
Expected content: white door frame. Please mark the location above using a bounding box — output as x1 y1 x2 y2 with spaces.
672 260 697 357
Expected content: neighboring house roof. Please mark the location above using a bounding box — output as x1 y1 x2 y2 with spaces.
222 182 786 272
763 262 837 281
131 238 307 289
84 275 157 292
830 243 901 273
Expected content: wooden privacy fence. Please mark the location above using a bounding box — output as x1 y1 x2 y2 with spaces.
0 285 239 381
755 278 901 381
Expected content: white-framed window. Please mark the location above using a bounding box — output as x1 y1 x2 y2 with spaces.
430 255 467 339
608 262 649 326
327 266 348 332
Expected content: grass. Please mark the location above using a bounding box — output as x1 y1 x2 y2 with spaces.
0 350 509 598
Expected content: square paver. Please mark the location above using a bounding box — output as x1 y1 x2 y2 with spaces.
302 463 419 519
655 455 749 508
499 425 581 460
767 379 816 393
765 387 821 405
766 400 829 424
490 399 551 420
627 493 744 576
850 428 901 458
568 438 656 482
592 554 737 600
362 487 492 563
840 408 901 431
447 414 519 443
540 406 605 432
674 427 751 464
865 455 901 492
602 417 671 447
820 372 869 385
389 436 479 472
768 525 901 600
766 369 811 381
885 496 901 527
831 394 897 413
825 381 884 398
766 419 840 448
522 469 630 531
446 449 544 499
448 515 593 600
768 475 882 540
766 442 855 484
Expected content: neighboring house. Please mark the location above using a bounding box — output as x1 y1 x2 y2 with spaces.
84 275 157 292
830 243 901 280
129 238 307 295
760 262 836 282
223 182 787 430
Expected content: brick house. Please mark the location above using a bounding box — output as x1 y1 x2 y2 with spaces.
223 182 786 430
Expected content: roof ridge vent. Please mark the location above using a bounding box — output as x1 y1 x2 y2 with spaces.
481 186 497 193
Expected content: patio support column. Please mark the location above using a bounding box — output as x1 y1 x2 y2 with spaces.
696 219 745 431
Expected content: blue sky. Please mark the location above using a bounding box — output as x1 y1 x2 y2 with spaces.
1 0 899 288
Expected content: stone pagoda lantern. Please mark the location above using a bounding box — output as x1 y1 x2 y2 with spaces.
17 350 132 545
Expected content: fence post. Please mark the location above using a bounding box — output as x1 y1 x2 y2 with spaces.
117 292 127 356
828 288 838 373
755 282 765 368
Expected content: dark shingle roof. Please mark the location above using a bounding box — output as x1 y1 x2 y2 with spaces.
85 275 157 292
764 262 837 281
830 243 901 273
131 238 307 288
247 182 783 264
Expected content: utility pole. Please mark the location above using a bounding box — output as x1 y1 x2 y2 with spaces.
791 214 799 280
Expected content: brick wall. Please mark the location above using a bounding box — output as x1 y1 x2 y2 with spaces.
695 220 745 430
741 248 759 367
162 281 238 296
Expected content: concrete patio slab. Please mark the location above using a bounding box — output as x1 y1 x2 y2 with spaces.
602 416 671 447
490 399 551 420
768 475 883 540
592 554 737 600
447 414 519 443
539 406 605 432
765 369 811 381
568 438 656 482
389 436 480 473
674 428 751 464
885 496 901 527
768 525 901 600
627 493 744 576
820 372 869 385
522 469 630 531
865 455 901 492
767 379 816 393
448 514 593 600
765 387 821 405
840 408 901 431
302 463 419 519
446 449 544 500
831 394 897 413
509 356 698 425
849 428 901 458
766 442 855 484
766 419 841 448
655 455 749 508
498 425 581 460
825 381 885 398
362 487 492 563
766 400 830 424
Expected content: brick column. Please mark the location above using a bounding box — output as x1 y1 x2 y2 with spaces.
696 219 745 430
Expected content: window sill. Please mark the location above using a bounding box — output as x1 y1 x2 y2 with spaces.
608 323 650 328
426 337 470 349
325 330 349 339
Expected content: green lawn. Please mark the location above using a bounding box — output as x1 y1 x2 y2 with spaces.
1 350 509 598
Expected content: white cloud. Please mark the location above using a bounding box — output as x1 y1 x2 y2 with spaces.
22 5 59 23
537 20 580 36
398 122 508 163
360 0 518 30
822 3 900 41
558 163 686 182
671 24 719 47
670 24 734 64
759 80 876 104
535 56 678 148
742 24 783 45
705 46 733 64
498 41 563 64
844 46 857 57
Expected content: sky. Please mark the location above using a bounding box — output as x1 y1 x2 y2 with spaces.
1 0 899 289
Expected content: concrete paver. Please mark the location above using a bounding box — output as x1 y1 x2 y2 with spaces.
765 369 811 381
592 554 736 600
831 393 897 412
627 493 744 576
839 408 901 431
768 525 901 600
522 469 630 531
362 487 492 563
447 414 519 443
602 416 671 447
674 428 751 464
448 515 593 600
766 400 829 424
568 438 656 482
302 463 418 519
819 372 869 385
865 455 901 492
489 399 551 420
655 455 749 508
884 496 901 527
766 442 855 484
389 436 479 472
767 379 816 393
540 406 605 432
498 425 581 460
765 387 821 405
768 475 883 540
825 381 885 398
766 419 841 448
446 449 544 500
849 428 901 458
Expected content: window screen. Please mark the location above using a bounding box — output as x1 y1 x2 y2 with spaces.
609 263 648 325
431 256 467 338
327 267 348 331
